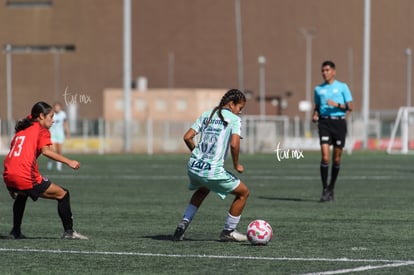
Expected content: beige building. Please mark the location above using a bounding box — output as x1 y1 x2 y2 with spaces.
100 88 225 152
103 88 225 122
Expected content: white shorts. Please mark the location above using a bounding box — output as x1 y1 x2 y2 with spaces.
51 133 65 144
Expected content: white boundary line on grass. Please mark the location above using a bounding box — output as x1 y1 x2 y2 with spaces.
52 174 409 182
0 248 412 264
301 261 414 275
1 248 413 274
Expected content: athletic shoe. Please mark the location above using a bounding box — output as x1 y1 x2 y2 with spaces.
320 188 335 202
9 230 26 239
62 230 88 240
319 188 330 202
172 219 189 241
219 229 247 242
328 189 335 201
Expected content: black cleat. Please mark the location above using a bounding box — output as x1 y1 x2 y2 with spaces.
328 189 335 201
9 230 26 239
320 188 335 202
172 219 189 241
320 188 330 202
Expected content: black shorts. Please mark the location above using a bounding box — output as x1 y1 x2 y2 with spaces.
7 177 52 201
318 118 347 148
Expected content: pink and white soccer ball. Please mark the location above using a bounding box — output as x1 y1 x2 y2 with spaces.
247 219 273 245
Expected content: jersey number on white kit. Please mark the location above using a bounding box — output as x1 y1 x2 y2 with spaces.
200 134 217 156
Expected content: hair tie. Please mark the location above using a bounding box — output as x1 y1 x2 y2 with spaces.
27 114 32 120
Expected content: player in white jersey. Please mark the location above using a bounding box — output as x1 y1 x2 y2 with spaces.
48 103 70 171
173 89 250 242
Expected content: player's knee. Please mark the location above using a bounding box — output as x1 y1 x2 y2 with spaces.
57 188 69 200
321 158 329 165
333 154 342 164
239 183 250 199
198 187 210 196
244 188 250 200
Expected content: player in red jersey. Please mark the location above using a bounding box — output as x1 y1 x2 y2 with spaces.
3 101 88 240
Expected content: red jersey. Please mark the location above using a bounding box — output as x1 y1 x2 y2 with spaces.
3 121 52 190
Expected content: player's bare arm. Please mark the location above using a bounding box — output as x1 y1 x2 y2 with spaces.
41 145 80 169
230 134 243 173
64 120 71 139
183 128 196 152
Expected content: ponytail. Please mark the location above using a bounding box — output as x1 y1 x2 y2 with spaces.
205 89 246 128
14 101 52 133
206 106 228 128
15 115 34 133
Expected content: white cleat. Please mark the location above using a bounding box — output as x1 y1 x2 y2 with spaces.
62 230 89 240
219 229 247 242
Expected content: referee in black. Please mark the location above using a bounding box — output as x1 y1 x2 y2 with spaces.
312 61 353 202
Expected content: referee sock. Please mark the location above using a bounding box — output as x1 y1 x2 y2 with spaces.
329 164 341 190
320 162 329 189
182 203 198 222
224 213 241 231
58 190 73 232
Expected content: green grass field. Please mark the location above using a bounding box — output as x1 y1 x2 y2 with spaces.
0 151 413 274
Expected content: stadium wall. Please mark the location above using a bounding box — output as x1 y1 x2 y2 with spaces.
1 0 414 122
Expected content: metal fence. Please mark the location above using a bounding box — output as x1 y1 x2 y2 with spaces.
0 110 411 154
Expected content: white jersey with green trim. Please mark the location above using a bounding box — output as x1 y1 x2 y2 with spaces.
188 108 242 178
49 110 67 138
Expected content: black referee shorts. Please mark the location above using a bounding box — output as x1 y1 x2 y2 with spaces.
318 118 347 148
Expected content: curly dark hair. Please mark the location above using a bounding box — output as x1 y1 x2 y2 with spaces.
205 89 246 128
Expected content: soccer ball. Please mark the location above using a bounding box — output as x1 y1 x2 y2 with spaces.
246 219 273 245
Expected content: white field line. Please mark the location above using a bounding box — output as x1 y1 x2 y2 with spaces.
2 248 413 274
0 248 411 264
51 174 406 181
301 260 414 275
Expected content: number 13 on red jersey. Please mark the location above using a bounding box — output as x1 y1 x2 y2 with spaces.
8 136 26 158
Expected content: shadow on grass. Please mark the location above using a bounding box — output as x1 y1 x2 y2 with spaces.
258 196 317 202
143 234 173 241
145 235 260 246
144 235 224 242
0 234 59 240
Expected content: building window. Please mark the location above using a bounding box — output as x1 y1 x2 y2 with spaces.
156 100 166 111
115 99 123 111
176 99 188 111
135 99 146 112
6 0 52 8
